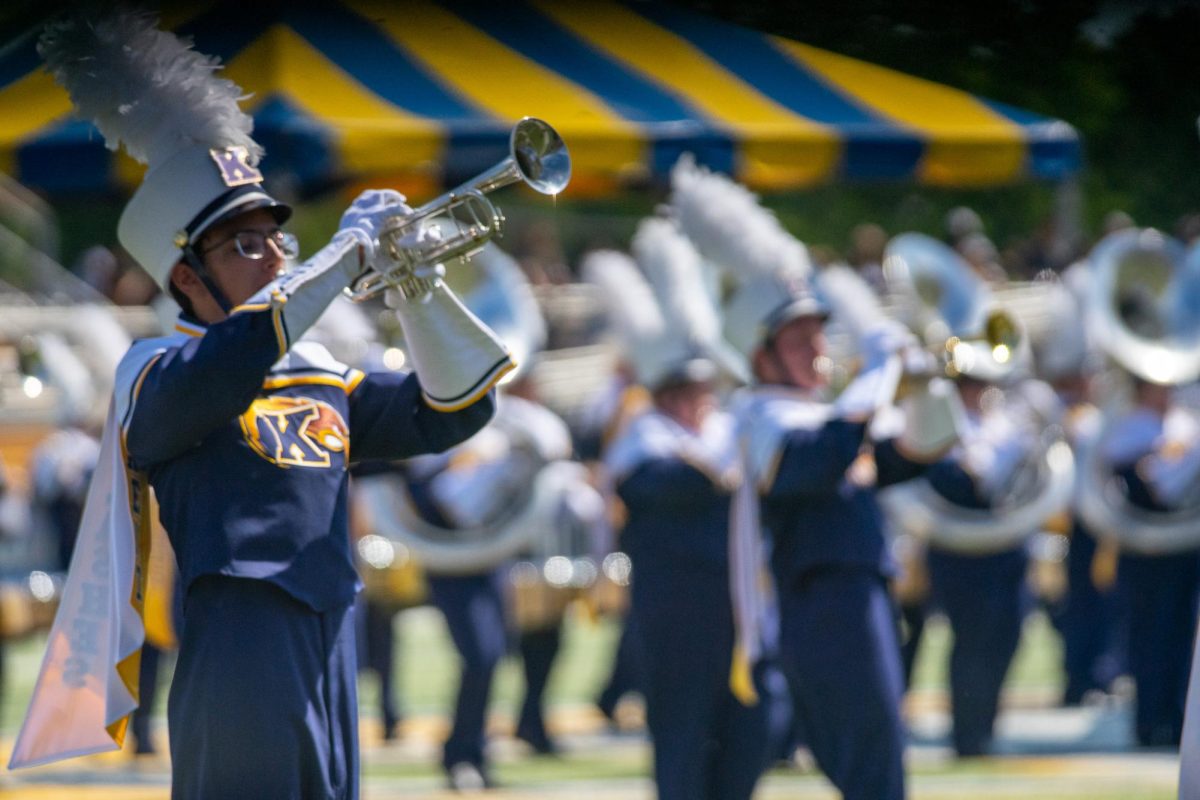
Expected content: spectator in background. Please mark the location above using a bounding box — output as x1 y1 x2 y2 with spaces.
514 219 571 286
108 249 161 306
1102 210 1136 237
847 222 888 294
74 245 120 299
944 206 985 248
958 232 1008 285
1005 215 1082 280
1174 212 1200 247
0 457 22 712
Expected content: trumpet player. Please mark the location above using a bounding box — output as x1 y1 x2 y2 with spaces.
667 158 957 800
586 219 777 800
723 270 957 800
14 11 512 796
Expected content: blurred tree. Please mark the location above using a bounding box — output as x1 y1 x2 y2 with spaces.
670 0 1200 249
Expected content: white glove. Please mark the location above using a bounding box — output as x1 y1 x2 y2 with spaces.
334 189 412 270
859 319 915 371
898 377 964 460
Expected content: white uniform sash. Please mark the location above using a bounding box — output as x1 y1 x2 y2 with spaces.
9 398 150 769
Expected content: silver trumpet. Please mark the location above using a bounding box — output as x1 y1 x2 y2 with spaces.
346 117 571 302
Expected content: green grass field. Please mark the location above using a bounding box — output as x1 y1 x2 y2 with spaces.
0 607 1181 799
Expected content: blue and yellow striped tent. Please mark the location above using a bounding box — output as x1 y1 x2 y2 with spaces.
0 1 1082 198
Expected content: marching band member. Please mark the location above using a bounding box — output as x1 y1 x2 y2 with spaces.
14 13 511 799
395 449 509 789
671 158 960 800
876 231 1064 759
29 425 100 575
586 216 774 800
575 360 650 728
508 371 573 757
725 281 950 799
398 370 575 788
374 243 576 787
1105 371 1200 747
1035 272 1127 706
921 366 1040 757
1077 228 1200 749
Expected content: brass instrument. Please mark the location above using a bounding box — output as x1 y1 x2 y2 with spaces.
507 461 607 631
1075 229 1200 554
1083 228 1200 386
345 117 570 302
0 570 61 640
882 232 1025 382
356 533 428 612
878 232 1075 553
881 438 1076 553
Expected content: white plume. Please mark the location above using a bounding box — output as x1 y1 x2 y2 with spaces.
38 8 261 166
669 154 811 283
817 264 887 344
580 248 671 385
632 216 719 348
581 248 665 346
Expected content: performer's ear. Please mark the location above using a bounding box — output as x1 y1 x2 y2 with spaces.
167 262 203 318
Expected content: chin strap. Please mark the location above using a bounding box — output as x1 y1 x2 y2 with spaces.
181 247 233 315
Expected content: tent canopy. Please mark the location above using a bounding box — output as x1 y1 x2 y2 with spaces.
0 1 1082 199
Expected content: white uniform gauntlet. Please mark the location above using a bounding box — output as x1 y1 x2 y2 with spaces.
390 280 514 411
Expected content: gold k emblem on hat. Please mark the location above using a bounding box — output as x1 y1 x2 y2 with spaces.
209 146 263 187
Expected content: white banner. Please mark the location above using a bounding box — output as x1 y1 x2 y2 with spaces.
8 399 145 769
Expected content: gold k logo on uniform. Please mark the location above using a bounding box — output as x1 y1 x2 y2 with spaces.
239 396 349 468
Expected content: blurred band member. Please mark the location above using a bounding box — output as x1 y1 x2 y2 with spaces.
1106 375 1200 747
1035 275 1127 705
725 272 955 800
923 370 1039 757
586 219 775 799
607 355 771 800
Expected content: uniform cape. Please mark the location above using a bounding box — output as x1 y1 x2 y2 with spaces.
9 399 150 769
728 461 766 705
727 389 830 707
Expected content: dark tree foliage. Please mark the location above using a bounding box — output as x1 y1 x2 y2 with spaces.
663 0 1200 265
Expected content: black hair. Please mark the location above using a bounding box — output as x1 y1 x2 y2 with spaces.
168 277 197 319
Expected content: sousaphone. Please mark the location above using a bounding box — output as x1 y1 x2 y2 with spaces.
1074 229 1200 554
877 233 1075 553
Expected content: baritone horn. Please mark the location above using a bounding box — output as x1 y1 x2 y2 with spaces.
346 117 571 302
882 232 1025 382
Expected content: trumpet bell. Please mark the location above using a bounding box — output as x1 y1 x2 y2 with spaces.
509 117 571 196
346 117 571 303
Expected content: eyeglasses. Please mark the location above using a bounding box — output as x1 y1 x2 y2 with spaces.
199 229 299 260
